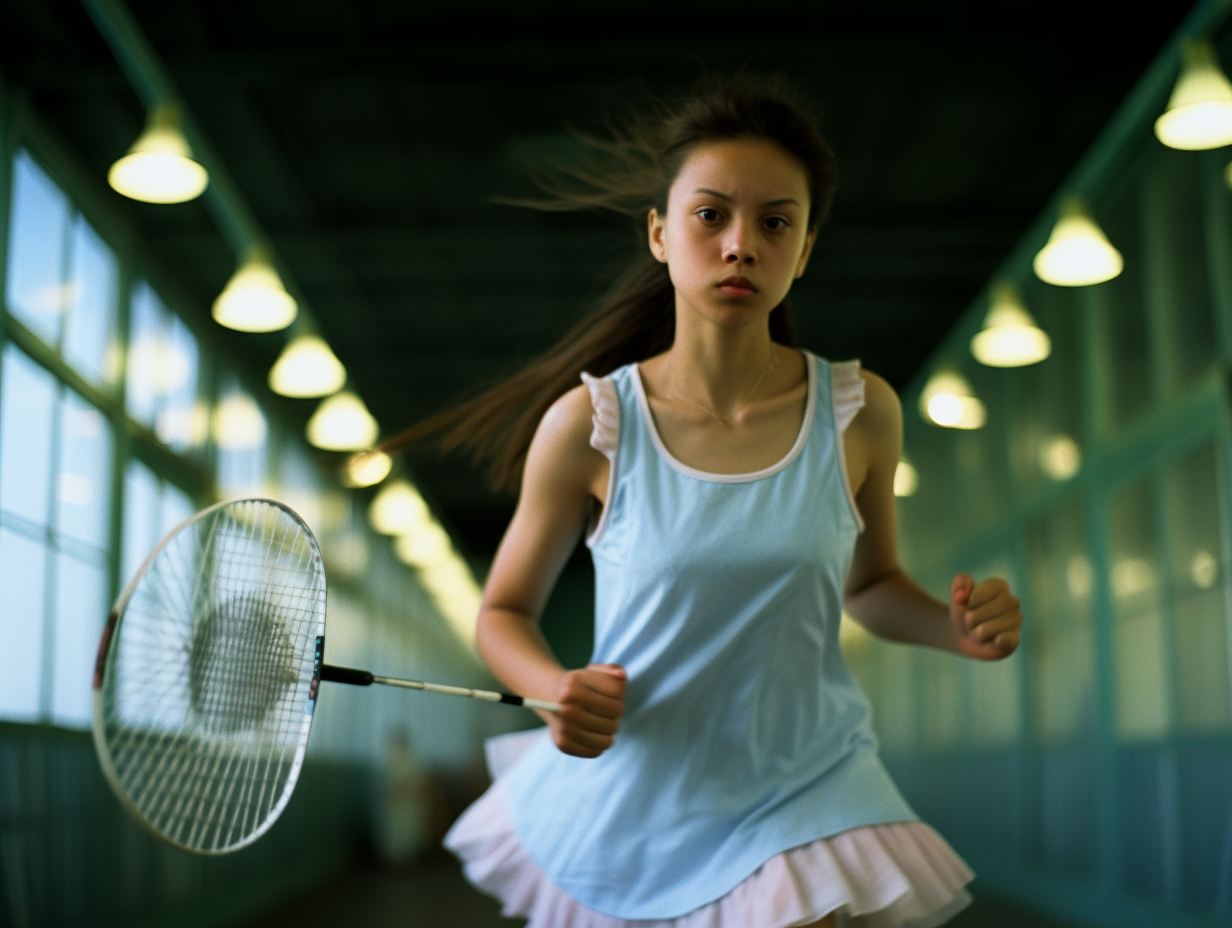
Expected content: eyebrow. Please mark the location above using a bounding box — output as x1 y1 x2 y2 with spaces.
693 188 802 208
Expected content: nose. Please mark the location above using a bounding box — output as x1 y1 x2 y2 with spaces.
722 217 756 265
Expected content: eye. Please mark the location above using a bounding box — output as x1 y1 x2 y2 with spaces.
765 217 790 231
697 208 722 222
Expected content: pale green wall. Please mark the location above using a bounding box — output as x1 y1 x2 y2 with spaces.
844 2 1232 925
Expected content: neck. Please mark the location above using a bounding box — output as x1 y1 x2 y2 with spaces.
666 304 776 412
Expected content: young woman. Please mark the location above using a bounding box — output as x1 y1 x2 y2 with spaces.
385 71 1023 928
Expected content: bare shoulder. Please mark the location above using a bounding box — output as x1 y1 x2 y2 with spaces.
524 383 605 490
848 369 902 473
854 368 902 432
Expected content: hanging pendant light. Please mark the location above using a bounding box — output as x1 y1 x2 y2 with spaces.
1039 433 1081 481
211 393 266 449
394 520 451 568
342 449 392 488
369 480 429 536
970 283 1052 367
893 458 919 497
306 391 378 450
212 248 298 333
1033 198 1123 287
919 368 986 429
1155 40 1232 150
108 104 209 204
269 335 346 397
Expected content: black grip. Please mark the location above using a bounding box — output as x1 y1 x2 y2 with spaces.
320 664 374 687
499 693 523 706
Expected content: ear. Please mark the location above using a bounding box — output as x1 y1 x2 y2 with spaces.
794 228 817 279
647 208 667 264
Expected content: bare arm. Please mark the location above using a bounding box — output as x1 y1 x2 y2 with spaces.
842 372 1021 659
476 384 627 756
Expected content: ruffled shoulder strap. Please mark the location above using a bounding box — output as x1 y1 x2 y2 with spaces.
831 359 865 435
579 371 619 460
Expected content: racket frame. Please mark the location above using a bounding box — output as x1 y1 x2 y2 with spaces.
92 498 324 856
92 496 558 857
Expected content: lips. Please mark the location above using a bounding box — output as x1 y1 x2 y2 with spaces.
718 276 757 291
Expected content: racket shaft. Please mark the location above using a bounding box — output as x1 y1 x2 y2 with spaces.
372 675 560 712
319 663 558 711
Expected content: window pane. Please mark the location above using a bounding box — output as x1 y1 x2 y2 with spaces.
948 358 1008 545
1027 502 1097 743
1162 446 1230 732
5 149 70 345
1162 446 1223 597
56 390 112 550
1109 478 1171 741
215 376 268 496
1098 175 1153 432
63 214 120 386
1173 589 1231 731
122 459 160 585
1 344 57 527
160 481 194 537
276 439 324 535
0 527 46 721
1142 146 1217 394
1009 284 1085 495
125 282 163 430
154 314 202 452
50 552 108 729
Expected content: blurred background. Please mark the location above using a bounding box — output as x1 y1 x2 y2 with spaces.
1 0 1230 926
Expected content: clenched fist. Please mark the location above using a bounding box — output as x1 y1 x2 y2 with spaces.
547 663 627 758
950 574 1021 660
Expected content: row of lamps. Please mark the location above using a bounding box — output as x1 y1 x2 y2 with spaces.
107 105 383 463
901 39 1232 497
105 101 486 640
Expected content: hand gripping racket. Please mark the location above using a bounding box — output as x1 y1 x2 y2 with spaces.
92 497 557 855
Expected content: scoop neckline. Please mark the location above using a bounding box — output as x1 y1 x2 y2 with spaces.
631 350 816 484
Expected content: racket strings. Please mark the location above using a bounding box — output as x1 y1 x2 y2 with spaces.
98 499 326 853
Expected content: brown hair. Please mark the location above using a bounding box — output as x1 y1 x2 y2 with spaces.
379 69 839 491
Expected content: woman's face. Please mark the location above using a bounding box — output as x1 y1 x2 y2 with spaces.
648 137 816 331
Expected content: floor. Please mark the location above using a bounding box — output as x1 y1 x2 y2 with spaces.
239 853 1083 928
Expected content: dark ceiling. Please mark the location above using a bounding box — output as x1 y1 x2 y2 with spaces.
1 0 1201 561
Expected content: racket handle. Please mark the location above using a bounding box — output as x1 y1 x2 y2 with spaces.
320 664 374 686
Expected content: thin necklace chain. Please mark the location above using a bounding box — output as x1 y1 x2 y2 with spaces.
669 348 779 428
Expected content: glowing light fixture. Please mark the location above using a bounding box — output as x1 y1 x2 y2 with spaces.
919 369 986 429
1155 41 1232 150
108 105 208 204
893 459 919 497
307 391 379 451
212 393 266 449
212 249 298 333
1067 556 1093 600
369 480 429 536
1039 433 1081 481
418 553 482 647
1191 549 1218 589
269 335 346 397
343 449 392 488
970 283 1051 367
394 521 452 568
1033 199 1123 287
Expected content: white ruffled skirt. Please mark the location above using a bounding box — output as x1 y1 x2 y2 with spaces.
444 731 975 928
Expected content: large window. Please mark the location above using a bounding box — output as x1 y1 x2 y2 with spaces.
0 343 112 726
0 143 484 758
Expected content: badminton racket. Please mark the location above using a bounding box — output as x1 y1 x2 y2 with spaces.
92 497 557 855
